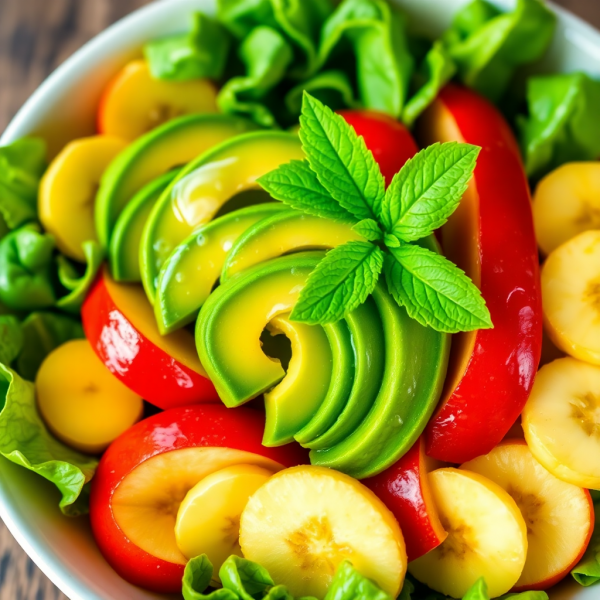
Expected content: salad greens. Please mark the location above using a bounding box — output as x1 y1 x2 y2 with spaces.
0 363 97 515
571 503 600 586
260 93 491 333
0 315 24 365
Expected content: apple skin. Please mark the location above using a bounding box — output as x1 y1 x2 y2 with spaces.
419 84 542 464
82 272 219 409
90 404 308 593
364 437 447 562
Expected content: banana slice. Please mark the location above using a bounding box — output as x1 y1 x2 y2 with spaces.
533 162 600 256
523 356 600 489
239 465 406 598
542 230 600 365
408 468 527 598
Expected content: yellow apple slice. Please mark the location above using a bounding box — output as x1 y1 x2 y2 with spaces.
239 465 406 599
462 440 594 591
533 162 600 256
542 230 600 365
523 356 600 489
175 464 275 581
408 468 527 598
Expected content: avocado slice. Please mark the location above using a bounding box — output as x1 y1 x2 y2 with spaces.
141 131 304 303
95 114 258 248
263 313 333 448
221 210 363 282
196 252 323 407
154 203 288 334
109 170 179 282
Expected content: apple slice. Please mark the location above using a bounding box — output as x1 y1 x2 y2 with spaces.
98 60 218 141
408 468 527 598
522 356 600 489
90 404 307 593
418 84 542 464
462 440 594 591
364 437 447 562
82 268 218 408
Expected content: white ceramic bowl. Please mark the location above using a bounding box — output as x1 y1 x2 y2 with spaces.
1 0 599 598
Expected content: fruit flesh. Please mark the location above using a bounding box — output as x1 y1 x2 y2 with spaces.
462 440 594 591
35 339 143 454
522 357 600 489
98 60 219 141
39 135 127 261
239 465 406 598
408 468 528 599
542 230 600 365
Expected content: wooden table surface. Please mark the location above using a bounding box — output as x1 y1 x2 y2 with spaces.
0 0 599 598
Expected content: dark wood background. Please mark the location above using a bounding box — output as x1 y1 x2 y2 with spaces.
0 0 599 598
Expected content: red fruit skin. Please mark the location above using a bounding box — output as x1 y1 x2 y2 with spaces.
90 404 308 593
420 84 542 463
339 110 419 184
364 437 447 561
82 273 219 409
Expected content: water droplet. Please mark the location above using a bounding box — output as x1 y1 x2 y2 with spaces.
175 272 184 283
394 415 404 427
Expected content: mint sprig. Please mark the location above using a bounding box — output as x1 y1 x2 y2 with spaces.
258 92 492 334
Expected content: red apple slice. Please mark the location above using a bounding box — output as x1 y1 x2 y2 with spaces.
418 84 542 463
82 268 219 408
89 404 307 593
364 437 447 561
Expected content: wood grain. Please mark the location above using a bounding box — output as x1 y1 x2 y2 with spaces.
0 0 599 598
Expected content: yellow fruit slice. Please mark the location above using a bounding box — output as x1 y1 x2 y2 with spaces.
542 230 600 365
39 135 127 261
462 440 593 590
239 465 406 599
36 339 143 453
408 468 527 599
533 162 600 256
523 356 600 489
175 464 275 580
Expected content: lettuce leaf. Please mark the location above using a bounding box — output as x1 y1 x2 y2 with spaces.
145 12 231 81
0 315 23 365
0 363 97 515
443 0 555 103
220 556 275 600
518 72 600 179
572 502 600 586
0 138 47 230
324 561 390 600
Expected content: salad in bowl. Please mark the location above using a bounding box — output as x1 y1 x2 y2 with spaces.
1 0 600 598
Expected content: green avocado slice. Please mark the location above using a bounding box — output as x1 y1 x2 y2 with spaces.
96 113 258 249
154 203 288 334
109 170 179 282
221 210 363 282
141 131 304 304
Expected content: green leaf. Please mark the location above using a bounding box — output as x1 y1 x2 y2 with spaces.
0 316 23 366
258 160 356 223
55 241 104 315
352 219 382 241
383 234 400 249
463 579 488 600
443 0 556 102
385 243 493 333
0 363 97 514
16 312 84 382
324 561 391 600
291 241 384 324
518 72 600 180
264 586 293 600
397 578 414 600
500 592 549 600
382 142 480 242
182 555 239 600
299 92 385 221
145 12 231 81
572 503 600 586
218 26 293 128
403 42 456 127
219 555 275 600
318 0 414 117
0 224 56 312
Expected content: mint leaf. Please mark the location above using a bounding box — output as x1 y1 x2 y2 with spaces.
384 234 401 248
385 244 492 333
299 92 385 221
258 160 356 223
382 142 480 242
352 219 382 241
291 241 384 324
